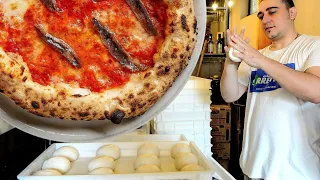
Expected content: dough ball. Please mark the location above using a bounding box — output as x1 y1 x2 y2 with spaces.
174 152 198 170
52 146 79 161
33 169 62 176
42 156 71 174
181 164 205 171
134 154 161 170
88 156 115 172
228 47 241 62
135 164 161 173
96 144 120 160
137 143 160 157
88 167 114 175
171 143 191 159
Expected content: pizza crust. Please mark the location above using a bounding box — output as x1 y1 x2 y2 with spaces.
0 0 197 123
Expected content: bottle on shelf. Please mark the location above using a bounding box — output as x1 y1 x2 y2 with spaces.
216 33 224 54
207 34 214 54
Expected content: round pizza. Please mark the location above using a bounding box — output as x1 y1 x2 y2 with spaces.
0 0 197 124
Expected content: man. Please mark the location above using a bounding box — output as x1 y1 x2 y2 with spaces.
220 0 320 179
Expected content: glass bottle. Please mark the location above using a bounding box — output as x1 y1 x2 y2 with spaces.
208 34 214 54
217 34 223 54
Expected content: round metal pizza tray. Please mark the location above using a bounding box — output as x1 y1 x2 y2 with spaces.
0 0 206 142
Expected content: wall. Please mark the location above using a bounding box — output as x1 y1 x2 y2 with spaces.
295 0 320 36
229 0 260 49
229 0 320 50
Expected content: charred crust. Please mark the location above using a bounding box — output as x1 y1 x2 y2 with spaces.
181 14 190 32
138 103 146 109
113 97 123 105
144 83 150 88
104 111 110 119
59 91 66 96
138 91 145 95
144 72 151 79
128 94 134 99
157 66 170 76
79 112 89 117
20 66 25 75
193 18 197 34
0 89 4 93
169 22 175 33
58 102 61 106
171 53 178 59
22 76 27 82
180 54 184 59
131 107 136 112
73 94 82 98
31 101 40 109
157 65 164 69
130 100 139 108
41 98 47 105
186 45 190 51
110 110 125 124
163 52 169 59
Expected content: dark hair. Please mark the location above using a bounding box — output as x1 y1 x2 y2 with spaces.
282 0 295 9
260 0 295 9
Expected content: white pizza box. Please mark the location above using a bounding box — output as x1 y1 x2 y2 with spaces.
17 141 217 180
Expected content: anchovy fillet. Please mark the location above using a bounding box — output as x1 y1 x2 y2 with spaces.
35 24 81 68
92 18 144 72
40 0 62 12
125 0 157 36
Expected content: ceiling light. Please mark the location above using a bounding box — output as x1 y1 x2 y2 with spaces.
212 3 218 11
228 0 234 7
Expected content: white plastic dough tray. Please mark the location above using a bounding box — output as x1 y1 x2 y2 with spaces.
18 141 216 180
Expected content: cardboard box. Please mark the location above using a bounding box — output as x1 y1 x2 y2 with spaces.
212 142 230 159
217 159 230 171
211 124 231 142
210 105 231 119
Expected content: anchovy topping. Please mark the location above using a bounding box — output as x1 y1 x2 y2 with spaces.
35 24 81 68
92 18 145 72
125 0 157 36
40 0 63 12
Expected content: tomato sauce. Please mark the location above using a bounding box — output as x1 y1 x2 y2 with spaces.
0 0 167 92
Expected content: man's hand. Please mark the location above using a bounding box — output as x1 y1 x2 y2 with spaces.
229 33 267 68
225 27 250 64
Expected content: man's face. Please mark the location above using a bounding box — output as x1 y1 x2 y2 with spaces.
258 0 295 40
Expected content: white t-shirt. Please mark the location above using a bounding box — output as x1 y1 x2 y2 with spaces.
238 34 320 180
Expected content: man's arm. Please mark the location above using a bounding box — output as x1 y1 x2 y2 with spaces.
259 59 320 104
230 34 320 104
220 27 249 103
220 59 247 103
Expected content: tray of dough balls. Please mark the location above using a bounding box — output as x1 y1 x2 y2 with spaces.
18 141 215 180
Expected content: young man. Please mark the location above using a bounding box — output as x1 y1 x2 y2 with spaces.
220 0 320 179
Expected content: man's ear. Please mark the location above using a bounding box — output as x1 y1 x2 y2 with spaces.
289 7 297 20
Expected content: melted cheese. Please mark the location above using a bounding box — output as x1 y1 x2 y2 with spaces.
2 0 29 19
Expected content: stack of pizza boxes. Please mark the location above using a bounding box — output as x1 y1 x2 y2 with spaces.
210 105 231 171
151 76 212 156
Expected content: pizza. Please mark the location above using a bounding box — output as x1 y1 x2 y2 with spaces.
0 0 197 124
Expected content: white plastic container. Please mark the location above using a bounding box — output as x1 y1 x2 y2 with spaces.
18 141 216 180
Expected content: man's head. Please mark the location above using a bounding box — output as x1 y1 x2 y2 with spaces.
258 0 297 41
